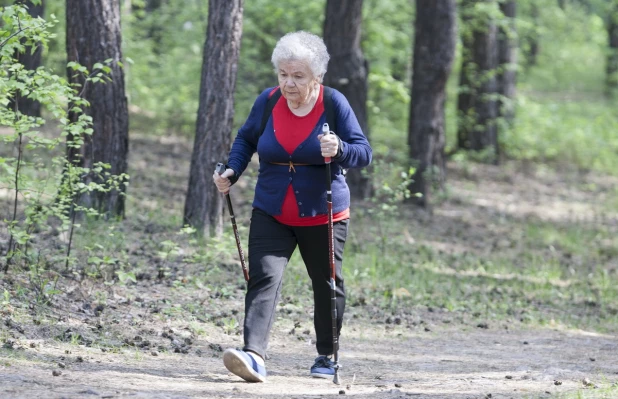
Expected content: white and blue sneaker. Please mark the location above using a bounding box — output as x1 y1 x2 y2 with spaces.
223 348 267 382
310 355 337 379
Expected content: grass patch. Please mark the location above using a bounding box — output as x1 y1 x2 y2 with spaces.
551 385 618 399
279 198 618 332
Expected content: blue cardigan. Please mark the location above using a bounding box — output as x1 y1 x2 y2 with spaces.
227 86 372 218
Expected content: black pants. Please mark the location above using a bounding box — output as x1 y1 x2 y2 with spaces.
242 208 348 359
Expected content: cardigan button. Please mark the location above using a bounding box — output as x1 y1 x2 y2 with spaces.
301 213 305 217
289 177 292 181
298 202 302 205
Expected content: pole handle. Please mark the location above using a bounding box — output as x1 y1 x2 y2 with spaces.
215 162 230 195
322 123 331 164
215 162 226 175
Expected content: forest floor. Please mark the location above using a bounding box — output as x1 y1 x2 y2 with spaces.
1 132 618 399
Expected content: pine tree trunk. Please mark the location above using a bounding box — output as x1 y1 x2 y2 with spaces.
457 0 499 160
183 0 243 236
408 0 457 207
497 0 517 124
15 0 44 117
526 3 540 67
66 0 129 218
323 0 372 200
607 1 618 97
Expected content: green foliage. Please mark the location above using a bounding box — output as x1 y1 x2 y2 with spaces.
510 1 618 173
361 0 414 140
123 0 207 135
0 5 126 277
460 0 503 36
503 94 618 173
520 1 607 93
41 0 65 73
355 160 413 254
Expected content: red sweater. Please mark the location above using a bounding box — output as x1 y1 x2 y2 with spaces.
272 85 350 226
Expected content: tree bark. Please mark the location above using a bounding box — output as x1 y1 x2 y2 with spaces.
525 3 540 67
457 0 499 160
407 0 457 207
66 0 129 218
323 0 372 200
183 0 243 236
497 0 517 124
607 0 618 97
15 0 44 117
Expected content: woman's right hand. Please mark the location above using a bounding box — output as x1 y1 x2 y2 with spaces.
213 168 236 193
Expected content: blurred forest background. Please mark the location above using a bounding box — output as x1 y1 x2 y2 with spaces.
2 1 618 388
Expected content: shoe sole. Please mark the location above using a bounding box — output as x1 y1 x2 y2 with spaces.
223 349 266 383
310 372 334 380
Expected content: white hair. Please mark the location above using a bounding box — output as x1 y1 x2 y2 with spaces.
271 31 330 82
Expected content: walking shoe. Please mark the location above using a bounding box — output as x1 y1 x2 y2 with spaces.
223 348 267 382
310 355 337 379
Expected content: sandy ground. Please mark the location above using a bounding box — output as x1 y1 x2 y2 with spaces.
2 318 617 399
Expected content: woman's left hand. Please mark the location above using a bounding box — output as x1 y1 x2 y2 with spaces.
318 133 339 158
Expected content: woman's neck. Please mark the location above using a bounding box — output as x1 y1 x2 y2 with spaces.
287 85 320 116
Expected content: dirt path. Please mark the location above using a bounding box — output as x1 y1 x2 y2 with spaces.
2 319 617 399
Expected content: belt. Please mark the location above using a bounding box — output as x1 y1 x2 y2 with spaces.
270 161 311 173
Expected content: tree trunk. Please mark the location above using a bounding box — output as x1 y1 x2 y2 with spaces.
526 3 540 67
323 0 372 200
607 1 618 97
497 0 517 124
183 0 243 236
407 0 457 207
66 0 129 218
457 0 499 161
15 0 44 117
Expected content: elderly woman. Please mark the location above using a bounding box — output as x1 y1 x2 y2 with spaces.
213 31 372 382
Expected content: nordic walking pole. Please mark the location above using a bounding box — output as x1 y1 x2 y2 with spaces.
215 163 249 282
322 123 340 385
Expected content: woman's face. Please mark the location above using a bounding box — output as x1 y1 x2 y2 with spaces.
277 60 318 104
